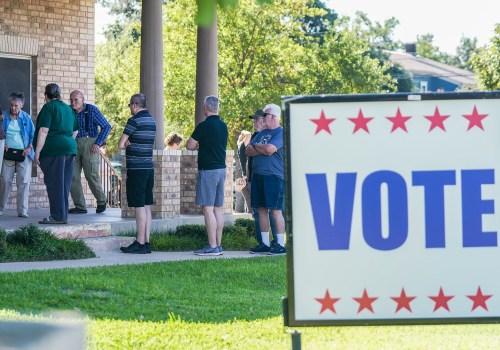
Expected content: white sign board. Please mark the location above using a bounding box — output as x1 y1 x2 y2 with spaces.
285 92 500 326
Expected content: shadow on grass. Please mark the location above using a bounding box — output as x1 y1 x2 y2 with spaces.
0 257 287 323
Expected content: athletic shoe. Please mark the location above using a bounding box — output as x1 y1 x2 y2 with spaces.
120 240 148 254
68 207 87 214
249 243 270 254
194 246 221 256
145 242 152 254
269 244 286 255
217 246 223 255
18 213 29 218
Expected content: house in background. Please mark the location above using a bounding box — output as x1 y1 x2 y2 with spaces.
387 45 477 92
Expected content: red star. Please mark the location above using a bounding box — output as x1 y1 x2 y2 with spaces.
386 108 412 133
348 109 373 134
428 287 454 312
391 288 416 313
315 289 341 314
467 286 492 311
424 107 450 131
353 289 377 313
310 110 336 135
462 105 488 131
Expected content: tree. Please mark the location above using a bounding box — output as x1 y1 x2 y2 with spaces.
456 36 478 70
95 0 395 154
470 24 500 90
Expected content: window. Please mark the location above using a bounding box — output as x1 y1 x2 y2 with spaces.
420 81 428 93
0 55 32 115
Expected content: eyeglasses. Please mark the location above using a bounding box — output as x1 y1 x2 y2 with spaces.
69 98 81 102
264 113 274 117
128 103 136 107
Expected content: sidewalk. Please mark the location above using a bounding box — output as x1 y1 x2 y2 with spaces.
0 250 259 273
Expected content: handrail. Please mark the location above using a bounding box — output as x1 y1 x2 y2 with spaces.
99 151 122 208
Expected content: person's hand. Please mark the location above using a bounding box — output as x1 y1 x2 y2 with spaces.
124 140 131 147
34 153 40 165
91 144 100 153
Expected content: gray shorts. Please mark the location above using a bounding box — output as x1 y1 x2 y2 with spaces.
196 168 226 207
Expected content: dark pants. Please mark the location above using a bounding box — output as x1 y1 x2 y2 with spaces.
40 155 75 222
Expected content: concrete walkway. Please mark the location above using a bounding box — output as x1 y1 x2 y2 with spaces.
0 250 259 273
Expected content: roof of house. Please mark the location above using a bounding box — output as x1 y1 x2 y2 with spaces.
387 51 477 87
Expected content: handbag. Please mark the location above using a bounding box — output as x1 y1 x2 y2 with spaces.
234 177 246 192
4 148 25 162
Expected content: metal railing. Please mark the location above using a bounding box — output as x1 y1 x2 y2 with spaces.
99 152 122 208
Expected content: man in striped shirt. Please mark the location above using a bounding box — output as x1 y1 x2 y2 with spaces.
118 93 156 254
68 90 112 214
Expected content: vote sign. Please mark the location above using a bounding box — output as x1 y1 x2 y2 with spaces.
284 92 500 326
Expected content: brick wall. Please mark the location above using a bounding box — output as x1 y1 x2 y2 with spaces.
0 0 96 209
121 150 234 219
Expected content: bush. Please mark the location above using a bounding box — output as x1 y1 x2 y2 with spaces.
0 228 6 256
1 224 95 262
148 223 257 252
234 218 256 237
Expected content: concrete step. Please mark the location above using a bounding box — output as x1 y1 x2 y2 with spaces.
46 223 112 240
82 236 135 253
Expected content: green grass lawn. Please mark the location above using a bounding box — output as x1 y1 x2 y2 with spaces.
1 257 500 349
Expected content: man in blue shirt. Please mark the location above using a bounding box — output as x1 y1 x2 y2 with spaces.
186 95 228 256
246 104 286 255
118 93 156 254
68 90 112 214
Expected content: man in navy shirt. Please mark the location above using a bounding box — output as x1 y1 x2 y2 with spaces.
186 95 228 256
246 104 286 255
118 93 156 254
68 90 112 214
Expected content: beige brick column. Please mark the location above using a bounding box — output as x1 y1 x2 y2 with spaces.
120 150 234 218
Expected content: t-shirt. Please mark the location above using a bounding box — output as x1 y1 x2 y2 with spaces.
122 109 156 170
191 115 228 170
34 99 78 157
249 126 284 179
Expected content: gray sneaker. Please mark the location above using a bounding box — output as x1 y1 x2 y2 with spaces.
194 246 221 256
217 246 223 255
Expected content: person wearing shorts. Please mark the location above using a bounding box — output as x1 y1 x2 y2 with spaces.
186 95 228 256
118 93 156 254
245 103 286 255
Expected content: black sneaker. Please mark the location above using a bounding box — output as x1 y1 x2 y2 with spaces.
120 240 148 254
249 243 270 254
145 242 152 254
269 244 286 255
96 203 107 213
270 240 279 248
68 207 87 214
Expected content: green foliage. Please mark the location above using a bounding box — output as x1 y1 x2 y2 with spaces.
0 228 6 256
149 223 257 251
234 217 256 237
0 224 95 262
96 0 395 154
470 24 500 90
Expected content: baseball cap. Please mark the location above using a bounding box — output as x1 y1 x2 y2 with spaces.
249 108 265 119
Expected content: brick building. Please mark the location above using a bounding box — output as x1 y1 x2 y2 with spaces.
0 0 234 218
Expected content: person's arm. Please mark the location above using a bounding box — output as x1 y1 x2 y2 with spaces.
93 106 112 152
254 143 277 156
186 137 199 150
118 134 130 149
34 127 49 165
245 143 260 157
